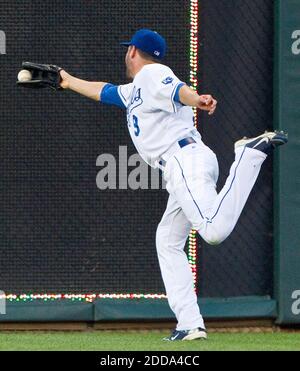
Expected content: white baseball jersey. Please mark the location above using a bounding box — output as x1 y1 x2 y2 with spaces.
100 63 197 167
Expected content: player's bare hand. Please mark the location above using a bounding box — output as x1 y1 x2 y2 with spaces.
59 70 70 89
197 95 217 115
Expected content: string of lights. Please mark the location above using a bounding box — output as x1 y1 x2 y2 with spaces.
0 293 167 303
188 0 199 291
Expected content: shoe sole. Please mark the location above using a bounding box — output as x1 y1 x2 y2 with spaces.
183 331 208 341
235 131 288 150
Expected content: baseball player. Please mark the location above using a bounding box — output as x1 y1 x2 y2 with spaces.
18 29 287 341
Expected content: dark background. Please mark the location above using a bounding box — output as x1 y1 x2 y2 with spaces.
0 0 274 296
197 0 274 297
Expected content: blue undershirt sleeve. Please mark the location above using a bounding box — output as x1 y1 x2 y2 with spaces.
100 83 126 109
173 82 186 105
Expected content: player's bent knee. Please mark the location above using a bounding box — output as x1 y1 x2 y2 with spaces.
203 237 222 246
200 227 229 246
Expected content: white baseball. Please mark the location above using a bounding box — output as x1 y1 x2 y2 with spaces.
18 69 32 82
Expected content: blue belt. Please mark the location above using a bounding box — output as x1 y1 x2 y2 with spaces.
178 137 196 148
159 137 196 168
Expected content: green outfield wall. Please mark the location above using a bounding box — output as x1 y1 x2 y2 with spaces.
274 0 300 324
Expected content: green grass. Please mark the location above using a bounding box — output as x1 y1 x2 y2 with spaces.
0 331 300 351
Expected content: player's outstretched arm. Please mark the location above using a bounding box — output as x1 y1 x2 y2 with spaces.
60 70 108 101
178 85 217 115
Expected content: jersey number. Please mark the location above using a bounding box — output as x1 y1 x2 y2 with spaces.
133 115 140 137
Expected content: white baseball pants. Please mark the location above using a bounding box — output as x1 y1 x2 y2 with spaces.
156 137 267 331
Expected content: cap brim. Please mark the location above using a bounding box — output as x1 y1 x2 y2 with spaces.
120 42 131 47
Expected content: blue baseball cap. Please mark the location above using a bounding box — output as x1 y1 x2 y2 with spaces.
120 29 167 60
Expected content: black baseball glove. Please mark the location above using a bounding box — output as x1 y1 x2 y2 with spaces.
17 62 63 90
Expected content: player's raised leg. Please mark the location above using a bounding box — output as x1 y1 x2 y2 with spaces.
166 131 288 245
156 195 207 339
